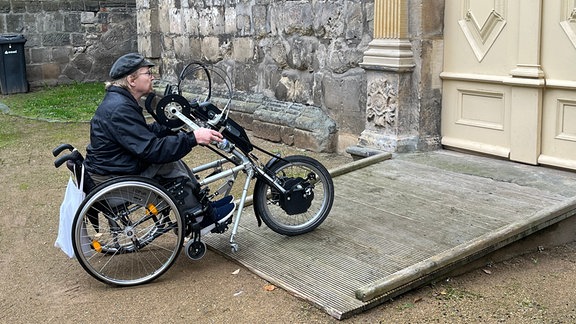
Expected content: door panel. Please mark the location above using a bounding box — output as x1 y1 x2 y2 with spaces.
540 1 576 169
442 0 576 170
441 0 519 160
441 80 510 157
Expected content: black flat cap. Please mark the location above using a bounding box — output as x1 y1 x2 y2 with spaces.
109 53 155 80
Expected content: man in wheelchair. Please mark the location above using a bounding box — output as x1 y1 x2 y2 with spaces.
83 52 235 235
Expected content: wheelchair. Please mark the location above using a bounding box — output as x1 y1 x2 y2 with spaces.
53 62 335 286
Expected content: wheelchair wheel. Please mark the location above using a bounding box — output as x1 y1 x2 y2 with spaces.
72 176 184 286
253 155 334 236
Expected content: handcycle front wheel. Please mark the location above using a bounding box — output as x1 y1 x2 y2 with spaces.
72 176 185 286
253 155 334 236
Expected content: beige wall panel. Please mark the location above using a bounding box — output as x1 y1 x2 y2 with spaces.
539 1 576 169
442 0 516 158
443 0 551 166
542 1 576 81
443 0 519 76
442 80 510 157
540 90 576 169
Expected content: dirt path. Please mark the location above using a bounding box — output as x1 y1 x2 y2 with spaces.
1 114 576 323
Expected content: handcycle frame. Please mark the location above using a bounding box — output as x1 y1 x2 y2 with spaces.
188 135 265 253
149 64 317 253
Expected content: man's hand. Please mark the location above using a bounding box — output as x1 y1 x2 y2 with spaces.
193 128 223 145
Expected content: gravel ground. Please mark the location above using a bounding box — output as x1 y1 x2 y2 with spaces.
1 114 576 323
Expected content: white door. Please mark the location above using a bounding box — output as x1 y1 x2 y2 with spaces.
442 0 576 170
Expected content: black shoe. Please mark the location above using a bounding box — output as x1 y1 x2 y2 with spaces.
210 195 234 208
198 202 235 235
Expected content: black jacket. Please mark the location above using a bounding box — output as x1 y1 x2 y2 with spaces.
84 86 197 176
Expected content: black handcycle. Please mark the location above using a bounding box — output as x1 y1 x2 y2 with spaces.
53 62 335 286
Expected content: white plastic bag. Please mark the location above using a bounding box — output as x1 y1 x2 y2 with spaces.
55 171 85 258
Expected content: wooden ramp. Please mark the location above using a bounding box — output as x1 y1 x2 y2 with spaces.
204 150 576 319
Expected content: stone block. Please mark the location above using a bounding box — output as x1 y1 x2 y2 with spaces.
42 33 70 46
84 1 102 12
229 111 254 131
280 126 294 146
344 2 363 42
252 120 282 142
11 1 25 13
313 1 344 38
325 38 364 73
422 0 445 38
64 14 82 32
224 7 236 34
202 36 221 61
173 36 190 57
258 60 282 97
23 34 40 48
26 1 42 13
267 38 287 66
29 47 50 64
43 12 65 33
25 64 42 82
6 14 24 32
232 37 254 62
252 5 268 36
52 47 72 64
68 1 88 12
62 63 85 82
42 63 61 79
275 69 313 103
234 62 258 92
322 68 366 114
271 1 313 35
169 8 183 34
0 3 10 13
253 99 338 152
69 53 93 74
293 128 337 153
71 33 86 47
198 7 225 36
287 36 318 70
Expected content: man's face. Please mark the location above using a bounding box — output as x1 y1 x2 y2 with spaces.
132 67 155 94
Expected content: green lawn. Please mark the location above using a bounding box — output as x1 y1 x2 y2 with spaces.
0 82 104 122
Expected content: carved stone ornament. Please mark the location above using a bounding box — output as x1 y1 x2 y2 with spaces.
366 79 397 127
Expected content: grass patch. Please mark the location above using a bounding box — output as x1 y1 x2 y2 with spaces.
0 82 104 122
0 115 21 149
434 286 483 301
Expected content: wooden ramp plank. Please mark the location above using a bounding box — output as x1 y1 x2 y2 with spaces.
204 151 576 319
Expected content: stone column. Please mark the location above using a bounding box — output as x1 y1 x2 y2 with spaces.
349 0 417 157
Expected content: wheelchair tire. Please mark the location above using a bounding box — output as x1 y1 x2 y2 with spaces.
72 176 185 286
253 155 334 236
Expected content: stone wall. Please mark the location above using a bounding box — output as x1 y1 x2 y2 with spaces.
0 0 138 87
138 0 375 152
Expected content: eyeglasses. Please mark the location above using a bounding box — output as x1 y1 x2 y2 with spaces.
139 71 154 77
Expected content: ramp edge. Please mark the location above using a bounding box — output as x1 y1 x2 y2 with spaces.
355 196 576 302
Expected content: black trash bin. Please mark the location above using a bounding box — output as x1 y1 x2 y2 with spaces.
0 34 28 95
